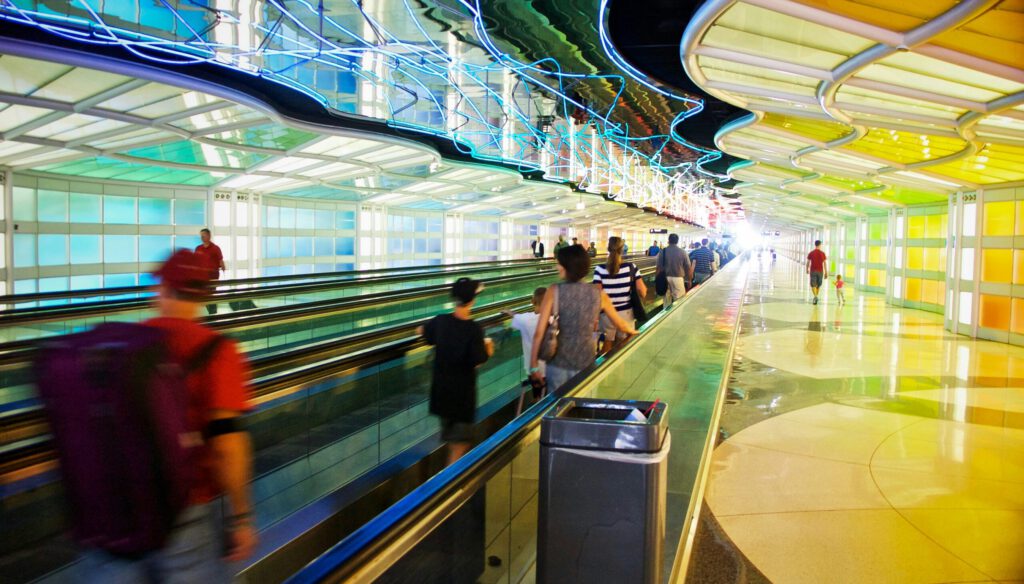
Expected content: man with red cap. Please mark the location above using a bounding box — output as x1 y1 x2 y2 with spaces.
82 250 256 580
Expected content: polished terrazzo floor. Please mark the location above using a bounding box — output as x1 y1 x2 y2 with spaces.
689 256 1024 584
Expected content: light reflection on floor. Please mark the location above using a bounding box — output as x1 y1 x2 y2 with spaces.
704 256 1024 583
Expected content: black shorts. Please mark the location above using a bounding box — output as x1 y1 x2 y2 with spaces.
809 272 824 288
440 419 475 442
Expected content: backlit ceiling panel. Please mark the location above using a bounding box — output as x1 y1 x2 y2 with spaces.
0 0 739 226
0 54 693 230
681 0 1024 231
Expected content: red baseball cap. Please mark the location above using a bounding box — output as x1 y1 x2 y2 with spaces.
154 249 212 298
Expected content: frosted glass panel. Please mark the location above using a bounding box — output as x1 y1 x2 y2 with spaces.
37 190 68 222
175 235 201 251
335 237 355 255
139 198 172 225
961 248 975 281
13 234 36 267
139 235 173 262
13 187 35 221
296 209 314 229
39 277 68 293
279 207 296 229
959 292 973 325
336 210 356 230
214 200 231 227
104 195 137 224
70 235 101 264
70 193 101 222
104 235 137 263
315 210 333 230
104 273 136 287
38 234 68 266
295 237 313 257
962 203 976 237
70 275 103 290
174 199 206 226
315 237 332 256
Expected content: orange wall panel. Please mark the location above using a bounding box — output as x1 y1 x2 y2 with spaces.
979 294 1012 330
981 249 1013 283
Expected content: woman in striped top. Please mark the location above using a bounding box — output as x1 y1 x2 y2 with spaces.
594 236 647 352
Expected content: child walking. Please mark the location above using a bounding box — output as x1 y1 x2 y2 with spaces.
505 287 547 414
834 274 846 305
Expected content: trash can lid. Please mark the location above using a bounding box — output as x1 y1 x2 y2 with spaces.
540 398 668 452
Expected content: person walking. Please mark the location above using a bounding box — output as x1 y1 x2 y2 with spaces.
594 237 647 353
834 274 846 305
195 228 225 315
587 241 597 258
807 240 828 305
531 237 545 259
529 245 636 393
505 287 547 413
420 278 495 464
553 235 569 256
656 233 692 308
690 239 716 285
648 241 661 256
39 250 257 581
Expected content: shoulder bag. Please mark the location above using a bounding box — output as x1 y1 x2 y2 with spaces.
538 284 560 361
629 264 649 324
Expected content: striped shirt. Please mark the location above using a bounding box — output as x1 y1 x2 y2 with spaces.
690 247 715 274
594 262 640 310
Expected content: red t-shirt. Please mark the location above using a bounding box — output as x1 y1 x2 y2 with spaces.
807 249 827 273
144 317 252 504
194 243 223 280
835 279 844 289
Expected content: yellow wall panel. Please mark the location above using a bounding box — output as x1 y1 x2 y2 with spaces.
908 216 926 238
907 247 924 270
1017 202 1024 236
923 248 942 272
905 278 922 302
1015 250 1024 285
868 246 885 264
983 201 1015 236
924 214 946 238
921 279 941 305
868 269 885 287
979 294 1012 330
1013 298 1024 336
844 265 855 279
981 249 1013 283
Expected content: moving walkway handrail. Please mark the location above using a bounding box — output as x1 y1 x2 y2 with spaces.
0 262 556 324
0 253 651 306
0 257 550 305
285 275 690 584
0 258 657 362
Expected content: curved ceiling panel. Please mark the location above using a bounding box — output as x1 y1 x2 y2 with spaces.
682 0 1024 229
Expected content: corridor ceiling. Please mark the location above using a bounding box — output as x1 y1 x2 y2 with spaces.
0 54 687 231
677 0 1024 231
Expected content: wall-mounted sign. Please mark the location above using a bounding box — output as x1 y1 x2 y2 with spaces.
649 228 668 234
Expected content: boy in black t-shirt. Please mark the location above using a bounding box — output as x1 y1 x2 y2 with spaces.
419 277 494 464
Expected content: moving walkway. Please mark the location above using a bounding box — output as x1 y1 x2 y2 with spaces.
0 258 660 581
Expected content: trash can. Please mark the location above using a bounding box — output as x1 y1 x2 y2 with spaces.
537 397 670 584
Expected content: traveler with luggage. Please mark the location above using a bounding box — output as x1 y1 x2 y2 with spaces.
35 249 256 581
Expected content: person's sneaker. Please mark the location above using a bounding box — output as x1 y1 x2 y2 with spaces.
813 297 818 305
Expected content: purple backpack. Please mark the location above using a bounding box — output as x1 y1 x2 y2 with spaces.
33 322 222 555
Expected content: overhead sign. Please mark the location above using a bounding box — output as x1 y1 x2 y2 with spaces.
649 228 668 234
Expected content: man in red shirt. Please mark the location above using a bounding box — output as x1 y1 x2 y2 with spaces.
806 240 828 305
195 228 225 314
